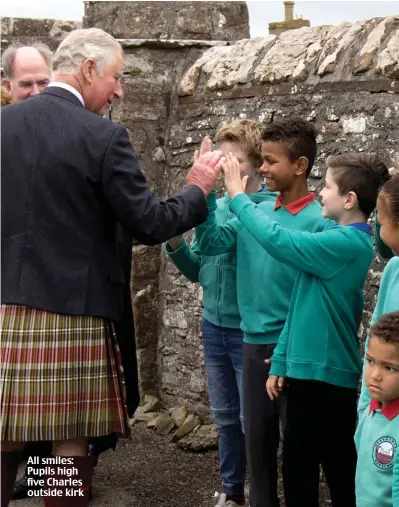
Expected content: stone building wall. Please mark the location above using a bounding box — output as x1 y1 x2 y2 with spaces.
159 16 399 416
83 1 249 40
0 17 81 52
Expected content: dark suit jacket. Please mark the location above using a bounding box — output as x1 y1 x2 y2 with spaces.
1 86 208 321
114 225 140 417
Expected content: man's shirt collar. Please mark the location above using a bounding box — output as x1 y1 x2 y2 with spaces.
47 82 85 106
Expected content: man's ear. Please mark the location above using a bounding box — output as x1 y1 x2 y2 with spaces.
2 78 12 93
81 58 97 84
295 156 309 177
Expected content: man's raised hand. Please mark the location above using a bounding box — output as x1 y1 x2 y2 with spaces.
186 150 224 196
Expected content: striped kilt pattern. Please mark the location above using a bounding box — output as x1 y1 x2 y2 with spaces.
0 304 129 442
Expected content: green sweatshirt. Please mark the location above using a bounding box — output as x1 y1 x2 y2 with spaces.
164 188 277 329
228 193 374 389
196 191 328 345
358 256 399 411
355 399 399 507
355 256 399 507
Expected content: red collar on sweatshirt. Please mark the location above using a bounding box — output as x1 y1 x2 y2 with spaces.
274 193 316 215
369 398 399 420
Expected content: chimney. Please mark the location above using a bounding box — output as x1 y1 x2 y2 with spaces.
284 1 295 21
269 1 310 37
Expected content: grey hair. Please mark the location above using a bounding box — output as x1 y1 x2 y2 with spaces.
2 43 52 79
53 28 122 75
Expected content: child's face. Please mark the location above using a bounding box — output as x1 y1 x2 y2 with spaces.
259 141 304 193
319 168 347 221
377 195 399 255
217 141 259 190
366 335 399 406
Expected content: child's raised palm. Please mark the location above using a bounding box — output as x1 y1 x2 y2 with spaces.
223 152 248 199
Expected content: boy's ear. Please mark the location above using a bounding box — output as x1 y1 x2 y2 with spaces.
345 191 358 210
295 156 309 177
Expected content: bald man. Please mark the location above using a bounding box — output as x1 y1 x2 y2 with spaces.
1 44 52 103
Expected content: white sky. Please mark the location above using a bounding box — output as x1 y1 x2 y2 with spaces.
0 1 398 37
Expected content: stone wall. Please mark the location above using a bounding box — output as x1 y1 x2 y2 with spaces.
83 1 249 40
159 16 399 416
0 17 81 52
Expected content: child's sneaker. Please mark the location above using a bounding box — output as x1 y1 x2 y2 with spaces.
213 492 247 506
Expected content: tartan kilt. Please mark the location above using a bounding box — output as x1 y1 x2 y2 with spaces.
0 304 129 442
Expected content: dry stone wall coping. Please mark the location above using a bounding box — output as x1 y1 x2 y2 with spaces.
179 16 399 98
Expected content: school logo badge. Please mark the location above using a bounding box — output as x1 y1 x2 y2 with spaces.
373 436 396 469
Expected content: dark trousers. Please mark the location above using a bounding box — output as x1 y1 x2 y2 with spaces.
283 379 357 507
243 343 287 507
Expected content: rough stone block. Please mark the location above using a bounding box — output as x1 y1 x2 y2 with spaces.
147 415 162 429
317 21 365 76
83 1 249 41
134 411 160 423
353 17 396 74
376 28 399 78
255 26 325 84
170 406 189 428
142 394 163 413
172 414 200 442
177 424 218 452
154 413 175 435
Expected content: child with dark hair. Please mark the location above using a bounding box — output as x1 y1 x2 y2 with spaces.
222 151 390 507
260 119 317 178
356 175 399 507
356 311 399 507
196 118 328 507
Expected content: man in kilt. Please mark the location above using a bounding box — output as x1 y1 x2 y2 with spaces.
1 28 223 507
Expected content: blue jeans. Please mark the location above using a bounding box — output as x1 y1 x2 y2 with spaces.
201 318 246 498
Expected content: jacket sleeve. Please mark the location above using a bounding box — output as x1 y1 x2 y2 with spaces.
230 193 356 279
164 236 202 283
269 325 289 378
101 126 208 245
375 219 394 259
196 191 242 255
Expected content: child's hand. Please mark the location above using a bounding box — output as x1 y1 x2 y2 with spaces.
266 374 286 401
388 166 399 177
223 152 248 199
